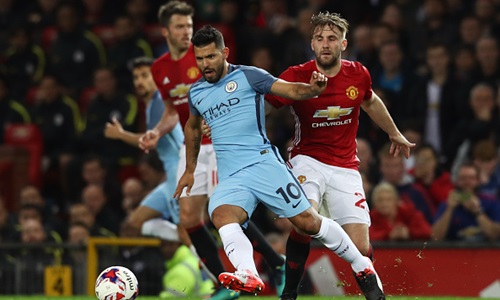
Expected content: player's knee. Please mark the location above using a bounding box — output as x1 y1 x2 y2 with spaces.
295 214 322 235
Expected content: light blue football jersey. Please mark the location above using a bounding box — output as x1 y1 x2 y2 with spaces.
188 64 281 180
146 91 183 177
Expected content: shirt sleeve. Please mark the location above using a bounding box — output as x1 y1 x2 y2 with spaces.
240 66 278 95
265 68 295 108
187 91 200 116
152 61 170 101
360 64 373 101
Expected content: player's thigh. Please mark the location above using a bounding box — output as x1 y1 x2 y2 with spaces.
248 159 311 218
288 155 327 205
322 167 370 226
208 177 256 227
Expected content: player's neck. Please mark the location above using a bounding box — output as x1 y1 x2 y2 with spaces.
316 61 341 77
169 44 190 61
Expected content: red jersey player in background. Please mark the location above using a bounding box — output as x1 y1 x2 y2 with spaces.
138 2 285 299
266 12 415 300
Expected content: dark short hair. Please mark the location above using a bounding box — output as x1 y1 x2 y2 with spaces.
192 25 225 49
158 0 194 28
131 56 154 69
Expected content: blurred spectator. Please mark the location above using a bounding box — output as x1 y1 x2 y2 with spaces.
158 238 214 298
369 182 431 241
48 2 106 96
137 152 166 193
108 15 153 92
275 7 315 73
474 0 496 34
125 0 151 28
68 202 114 237
81 183 123 235
471 139 500 201
410 0 458 64
378 143 435 223
347 24 377 70
3 26 46 100
413 143 454 208
79 67 139 168
371 40 414 120
0 75 30 143
30 75 81 194
82 0 114 27
121 177 145 216
432 163 500 242
458 15 483 47
470 35 500 88
250 46 277 75
17 218 60 294
357 137 378 186
371 22 398 52
26 0 60 29
452 45 477 86
447 83 499 165
67 221 90 294
406 42 460 163
0 0 26 53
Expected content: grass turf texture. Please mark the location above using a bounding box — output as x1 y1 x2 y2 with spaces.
0 297 484 300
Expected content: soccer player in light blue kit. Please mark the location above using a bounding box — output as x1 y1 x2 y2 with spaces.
105 57 184 240
174 25 383 295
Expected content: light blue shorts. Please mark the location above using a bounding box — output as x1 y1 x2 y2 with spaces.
141 180 180 224
208 159 311 222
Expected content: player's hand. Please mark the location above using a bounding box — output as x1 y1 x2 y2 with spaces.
173 171 195 199
310 71 328 95
201 120 212 139
104 117 123 139
389 134 416 159
139 128 160 153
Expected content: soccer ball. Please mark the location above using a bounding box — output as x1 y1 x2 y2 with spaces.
95 266 139 300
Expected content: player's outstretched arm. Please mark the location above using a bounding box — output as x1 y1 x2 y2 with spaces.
104 117 143 147
173 113 203 199
361 92 415 158
139 100 179 152
270 71 327 100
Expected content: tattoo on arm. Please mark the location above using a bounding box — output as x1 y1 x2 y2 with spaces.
191 136 201 165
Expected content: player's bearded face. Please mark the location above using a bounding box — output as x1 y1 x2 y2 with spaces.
166 15 193 52
195 44 227 83
311 26 345 69
133 67 155 98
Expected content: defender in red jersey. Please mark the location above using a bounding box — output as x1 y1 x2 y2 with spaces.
266 12 414 300
138 2 285 299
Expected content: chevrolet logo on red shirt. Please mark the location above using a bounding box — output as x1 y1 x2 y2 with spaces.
313 106 353 120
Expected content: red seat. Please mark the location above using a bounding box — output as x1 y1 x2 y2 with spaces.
4 124 44 187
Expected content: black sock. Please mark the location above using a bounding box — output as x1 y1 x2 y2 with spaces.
244 220 284 268
187 223 226 276
283 229 311 296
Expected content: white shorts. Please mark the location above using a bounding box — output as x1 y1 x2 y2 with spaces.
177 144 218 197
287 154 370 226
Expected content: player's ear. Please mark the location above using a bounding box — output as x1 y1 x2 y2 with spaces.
161 27 169 39
341 38 348 51
223 47 230 60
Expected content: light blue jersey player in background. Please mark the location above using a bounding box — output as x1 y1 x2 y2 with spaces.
105 57 184 241
174 25 385 298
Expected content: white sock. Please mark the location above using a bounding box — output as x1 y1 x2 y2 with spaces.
141 219 179 241
311 216 370 273
218 223 258 275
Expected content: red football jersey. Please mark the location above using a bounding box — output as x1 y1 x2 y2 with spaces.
151 45 211 144
266 60 373 169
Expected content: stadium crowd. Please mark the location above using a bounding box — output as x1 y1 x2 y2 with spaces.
1 0 500 294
